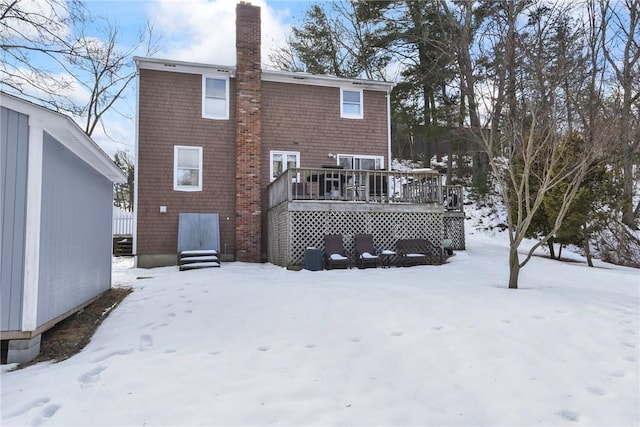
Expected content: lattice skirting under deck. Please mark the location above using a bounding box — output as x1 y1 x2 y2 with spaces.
268 204 464 267
444 213 465 250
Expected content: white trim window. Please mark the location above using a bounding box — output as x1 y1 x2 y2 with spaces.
340 88 363 119
174 146 203 191
337 154 384 170
270 150 300 181
202 76 229 120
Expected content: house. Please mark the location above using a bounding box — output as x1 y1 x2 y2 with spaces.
0 91 126 363
134 1 464 269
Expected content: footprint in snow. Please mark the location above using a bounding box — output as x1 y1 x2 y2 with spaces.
621 342 636 348
608 370 625 378
139 334 154 351
391 331 403 337
557 410 579 422
305 344 316 349
31 404 61 427
586 387 606 396
431 326 443 331
257 346 270 352
350 337 361 343
4 397 50 418
78 366 107 388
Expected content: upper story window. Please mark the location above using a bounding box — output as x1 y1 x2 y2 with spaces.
174 145 203 191
341 88 363 119
270 150 300 181
338 154 384 170
202 76 229 120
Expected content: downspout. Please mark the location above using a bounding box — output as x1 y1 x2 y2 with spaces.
387 86 392 171
132 61 140 266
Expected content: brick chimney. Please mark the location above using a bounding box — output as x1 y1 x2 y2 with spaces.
235 2 262 262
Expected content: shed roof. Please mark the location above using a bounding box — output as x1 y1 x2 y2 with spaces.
0 91 126 183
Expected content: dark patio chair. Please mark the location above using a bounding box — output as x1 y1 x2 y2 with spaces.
354 234 379 268
323 234 351 269
397 239 442 266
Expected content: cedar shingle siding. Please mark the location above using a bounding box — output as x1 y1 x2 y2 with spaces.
135 3 392 266
137 69 237 258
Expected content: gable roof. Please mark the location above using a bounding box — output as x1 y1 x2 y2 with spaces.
134 56 396 93
0 91 126 183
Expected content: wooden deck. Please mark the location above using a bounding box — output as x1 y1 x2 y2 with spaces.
267 168 465 268
268 167 463 210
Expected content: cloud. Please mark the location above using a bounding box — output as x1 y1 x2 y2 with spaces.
147 0 292 67
81 0 297 160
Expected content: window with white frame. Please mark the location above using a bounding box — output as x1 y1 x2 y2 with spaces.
341 88 363 119
337 154 383 170
202 76 229 119
174 146 203 191
270 150 300 181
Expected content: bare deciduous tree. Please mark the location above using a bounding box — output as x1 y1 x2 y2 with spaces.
73 20 160 136
599 0 640 229
1 0 85 109
1 0 160 138
477 1 605 288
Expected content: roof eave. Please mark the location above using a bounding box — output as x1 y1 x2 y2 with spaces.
0 91 127 183
134 56 396 91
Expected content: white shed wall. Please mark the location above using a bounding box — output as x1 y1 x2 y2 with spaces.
36 132 113 327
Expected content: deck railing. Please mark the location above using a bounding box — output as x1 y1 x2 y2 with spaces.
443 185 464 212
268 167 464 210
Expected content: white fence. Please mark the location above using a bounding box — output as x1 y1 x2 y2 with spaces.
113 207 133 235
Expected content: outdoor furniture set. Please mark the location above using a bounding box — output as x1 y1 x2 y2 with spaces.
322 233 444 270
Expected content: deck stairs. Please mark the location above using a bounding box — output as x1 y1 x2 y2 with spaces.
178 249 220 271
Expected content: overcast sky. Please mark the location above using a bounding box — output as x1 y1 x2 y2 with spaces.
81 0 312 158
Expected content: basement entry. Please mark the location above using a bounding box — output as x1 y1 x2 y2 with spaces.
177 213 221 270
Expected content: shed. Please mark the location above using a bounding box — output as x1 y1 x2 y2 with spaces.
0 91 126 364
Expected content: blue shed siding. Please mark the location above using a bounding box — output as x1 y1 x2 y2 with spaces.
36 132 113 326
1 107 28 332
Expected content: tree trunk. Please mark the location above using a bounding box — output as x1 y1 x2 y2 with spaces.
548 241 556 259
508 246 520 289
558 245 563 260
622 145 636 228
583 227 594 267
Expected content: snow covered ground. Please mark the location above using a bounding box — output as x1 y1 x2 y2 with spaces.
2 232 638 426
